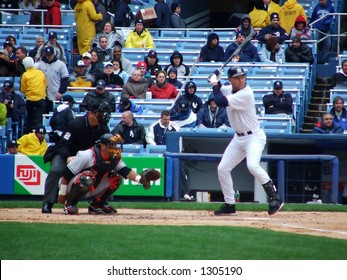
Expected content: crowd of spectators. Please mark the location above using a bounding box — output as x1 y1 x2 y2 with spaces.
0 0 340 149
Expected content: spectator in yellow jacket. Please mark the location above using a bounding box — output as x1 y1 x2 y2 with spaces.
280 0 307 33
17 125 48 156
249 1 271 28
263 0 281 16
74 0 103 55
125 18 155 49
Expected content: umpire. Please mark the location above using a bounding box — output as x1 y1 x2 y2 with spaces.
42 102 111 213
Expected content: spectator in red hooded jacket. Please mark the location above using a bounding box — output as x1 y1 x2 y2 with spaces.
289 15 310 40
45 0 62 25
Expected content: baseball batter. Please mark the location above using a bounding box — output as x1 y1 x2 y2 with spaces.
209 66 284 215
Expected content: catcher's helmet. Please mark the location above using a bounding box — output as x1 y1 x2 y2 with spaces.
98 133 124 159
227 66 246 78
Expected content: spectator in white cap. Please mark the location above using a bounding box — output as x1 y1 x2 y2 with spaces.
125 18 155 49
81 52 93 74
69 60 95 89
95 61 124 88
21 56 47 133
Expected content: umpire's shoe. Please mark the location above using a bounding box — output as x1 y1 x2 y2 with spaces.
214 203 236 216
42 203 53 214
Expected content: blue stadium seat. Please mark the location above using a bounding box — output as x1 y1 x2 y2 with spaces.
145 144 166 154
13 14 31 25
160 30 186 39
186 30 210 38
155 41 180 50
122 144 144 154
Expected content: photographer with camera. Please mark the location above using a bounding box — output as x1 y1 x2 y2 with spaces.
0 81 26 136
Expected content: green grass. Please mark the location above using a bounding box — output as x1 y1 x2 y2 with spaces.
1 222 346 260
0 200 346 260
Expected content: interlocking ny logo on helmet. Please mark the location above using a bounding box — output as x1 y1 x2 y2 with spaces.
227 66 246 78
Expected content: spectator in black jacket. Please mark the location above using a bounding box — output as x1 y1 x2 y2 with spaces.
80 79 116 112
29 36 45 61
0 80 26 128
285 35 314 64
262 81 293 115
257 12 289 43
331 59 347 87
199 33 225 62
171 81 203 114
144 50 162 76
113 0 134 27
154 0 171 28
49 95 76 143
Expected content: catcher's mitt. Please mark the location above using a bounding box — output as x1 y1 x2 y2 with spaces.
140 169 161 190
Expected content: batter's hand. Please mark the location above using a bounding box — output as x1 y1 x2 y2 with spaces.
208 68 221 84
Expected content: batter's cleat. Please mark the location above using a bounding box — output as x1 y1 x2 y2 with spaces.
42 203 53 214
88 202 117 215
64 204 78 215
214 203 236 216
268 194 284 215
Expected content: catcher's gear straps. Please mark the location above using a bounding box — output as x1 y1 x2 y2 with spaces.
90 146 119 186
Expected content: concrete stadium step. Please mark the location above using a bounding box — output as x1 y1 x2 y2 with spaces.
309 103 327 111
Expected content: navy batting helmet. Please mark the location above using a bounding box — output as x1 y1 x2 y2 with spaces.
227 66 246 78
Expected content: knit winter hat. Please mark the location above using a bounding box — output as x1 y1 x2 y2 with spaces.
270 13 280 21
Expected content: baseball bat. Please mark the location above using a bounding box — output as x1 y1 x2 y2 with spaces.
220 30 255 71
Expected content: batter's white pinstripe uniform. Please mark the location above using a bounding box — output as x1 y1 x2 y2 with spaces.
218 84 270 204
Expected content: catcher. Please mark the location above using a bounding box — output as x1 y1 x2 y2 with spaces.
57 133 160 215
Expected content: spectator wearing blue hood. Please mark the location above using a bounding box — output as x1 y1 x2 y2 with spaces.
224 30 260 62
199 33 225 62
196 93 230 129
170 81 203 115
166 67 183 89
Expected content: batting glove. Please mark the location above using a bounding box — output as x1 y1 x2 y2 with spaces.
208 74 220 84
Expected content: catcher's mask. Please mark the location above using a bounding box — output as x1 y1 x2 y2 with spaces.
98 133 124 158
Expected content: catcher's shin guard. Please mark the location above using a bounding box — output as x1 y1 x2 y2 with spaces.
66 183 90 206
262 180 284 215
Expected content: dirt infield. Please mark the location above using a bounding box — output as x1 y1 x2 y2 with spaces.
0 208 346 240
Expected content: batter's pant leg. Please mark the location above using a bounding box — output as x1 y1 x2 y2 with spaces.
43 154 66 204
217 140 245 204
246 131 270 184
